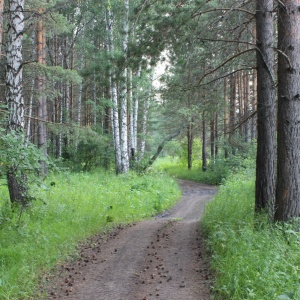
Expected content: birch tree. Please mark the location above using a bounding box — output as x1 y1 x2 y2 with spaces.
5 0 28 205
119 0 130 173
106 2 121 173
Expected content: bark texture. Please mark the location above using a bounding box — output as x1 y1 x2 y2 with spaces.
106 5 121 173
202 115 207 171
119 0 130 173
37 7 48 175
224 78 229 159
6 0 25 132
275 0 300 221
0 0 4 55
5 0 28 205
255 0 276 218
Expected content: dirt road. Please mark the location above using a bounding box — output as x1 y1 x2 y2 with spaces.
44 180 217 300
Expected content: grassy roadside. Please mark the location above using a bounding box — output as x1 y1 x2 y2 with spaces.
155 157 300 300
200 170 300 300
0 170 181 299
153 156 230 185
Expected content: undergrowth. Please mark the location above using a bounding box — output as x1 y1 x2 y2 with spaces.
0 170 180 299
154 155 253 185
155 154 300 299
201 167 300 300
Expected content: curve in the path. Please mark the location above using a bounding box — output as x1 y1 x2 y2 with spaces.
45 180 217 300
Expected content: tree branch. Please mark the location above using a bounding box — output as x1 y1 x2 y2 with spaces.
192 7 255 18
197 48 256 85
197 37 256 47
225 111 257 134
144 124 185 170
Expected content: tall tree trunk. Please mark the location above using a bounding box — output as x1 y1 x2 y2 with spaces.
93 72 97 128
26 79 35 145
275 0 300 222
6 0 28 205
129 69 135 161
0 0 4 56
224 77 229 159
229 73 236 155
244 72 250 143
238 71 244 137
210 117 215 161
119 0 130 173
251 70 257 140
106 5 121 173
37 7 47 175
202 113 207 172
215 112 219 157
132 68 140 160
139 89 150 159
255 0 276 218
187 121 193 170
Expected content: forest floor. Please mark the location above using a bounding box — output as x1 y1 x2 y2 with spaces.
42 180 217 300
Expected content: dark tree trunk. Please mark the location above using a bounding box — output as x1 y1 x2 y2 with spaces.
229 73 236 155
215 112 219 157
244 72 250 143
251 70 257 140
202 114 207 172
210 117 215 161
145 126 184 170
187 123 193 170
7 170 28 206
275 0 300 222
255 0 276 218
224 78 229 159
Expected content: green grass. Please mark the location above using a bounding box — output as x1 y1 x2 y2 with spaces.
0 170 181 299
153 156 229 185
155 156 300 299
201 168 300 300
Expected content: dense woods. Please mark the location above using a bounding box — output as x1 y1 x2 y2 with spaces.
0 0 300 220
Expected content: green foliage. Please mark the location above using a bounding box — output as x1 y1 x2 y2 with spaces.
177 138 202 167
154 153 254 185
0 130 44 177
201 169 300 300
0 170 180 299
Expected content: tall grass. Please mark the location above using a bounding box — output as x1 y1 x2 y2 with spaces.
0 170 180 299
201 168 300 300
153 156 253 185
155 155 300 299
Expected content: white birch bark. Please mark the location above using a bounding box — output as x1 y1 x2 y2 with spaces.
139 96 149 159
133 67 141 157
129 67 141 161
106 4 121 173
6 0 28 205
6 0 25 132
129 69 134 160
119 0 130 173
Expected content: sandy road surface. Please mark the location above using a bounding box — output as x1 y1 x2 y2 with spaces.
44 180 217 300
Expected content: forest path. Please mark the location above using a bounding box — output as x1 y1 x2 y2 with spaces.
44 180 217 300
